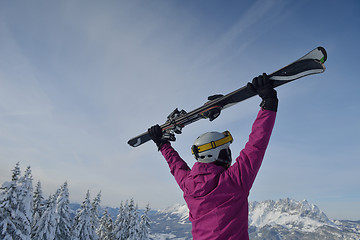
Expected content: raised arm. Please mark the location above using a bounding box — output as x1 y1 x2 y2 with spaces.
160 143 190 191
228 73 278 192
148 125 190 191
229 109 276 192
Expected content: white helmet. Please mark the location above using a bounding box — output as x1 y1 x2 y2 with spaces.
191 131 233 165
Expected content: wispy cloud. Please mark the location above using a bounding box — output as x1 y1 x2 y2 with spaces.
191 0 288 69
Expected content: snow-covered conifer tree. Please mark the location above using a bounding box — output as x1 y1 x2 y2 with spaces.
0 162 31 240
113 202 127 240
127 199 139 240
55 182 73 240
17 166 33 238
112 199 145 240
73 190 98 240
96 209 114 240
91 191 101 231
137 204 151 240
32 193 58 239
32 181 45 235
0 162 21 239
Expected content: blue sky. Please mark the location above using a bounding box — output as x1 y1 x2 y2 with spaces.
0 0 359 220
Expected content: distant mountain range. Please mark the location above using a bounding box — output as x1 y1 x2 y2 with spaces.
69 198 359 239
147 198 360 240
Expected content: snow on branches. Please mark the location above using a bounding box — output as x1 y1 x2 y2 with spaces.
0 163 151 240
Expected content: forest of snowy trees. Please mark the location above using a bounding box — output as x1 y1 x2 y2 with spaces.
0 163 151 240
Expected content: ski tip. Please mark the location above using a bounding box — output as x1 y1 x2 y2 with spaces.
317 46 327 63
127 138 139 147
128 132 152 147
127 139 135 147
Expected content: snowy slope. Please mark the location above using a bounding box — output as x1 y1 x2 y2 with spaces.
158 203 189 224
248 198 335 232
149 203 192 239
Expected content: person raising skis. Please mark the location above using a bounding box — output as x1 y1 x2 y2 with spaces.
148 73 278 240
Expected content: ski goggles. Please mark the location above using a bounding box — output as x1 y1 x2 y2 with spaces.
191 131 233 156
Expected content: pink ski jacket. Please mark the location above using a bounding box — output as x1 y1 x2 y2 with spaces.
160 109 276 240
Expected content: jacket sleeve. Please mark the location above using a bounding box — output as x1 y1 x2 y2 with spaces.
160 143 191 191
228 109 276 193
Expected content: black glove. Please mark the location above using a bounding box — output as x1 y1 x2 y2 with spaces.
148 125 173 150
247 73 278 112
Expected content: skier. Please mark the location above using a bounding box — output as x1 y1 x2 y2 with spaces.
148 73 277 240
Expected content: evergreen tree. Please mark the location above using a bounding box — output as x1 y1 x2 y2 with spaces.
17 166 33 238
32 181 46 235
138 204 151 240
113 202 127 240
127 199 139 240
97 209 114 240
73 190 98 240
121 200 131 239
0 162 31 240
0 162 20 240
112 199 141 240
91 191 101 231
32 193 58 239
55 182 73 240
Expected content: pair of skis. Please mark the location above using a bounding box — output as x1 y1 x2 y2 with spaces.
128 47 327 148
